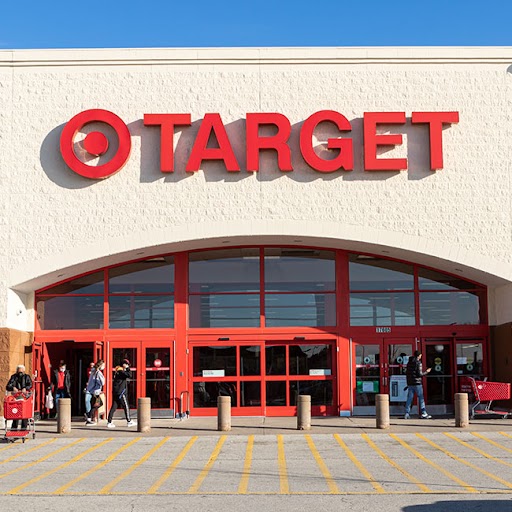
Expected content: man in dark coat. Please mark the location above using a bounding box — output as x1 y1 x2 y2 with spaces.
404 350 432 419
107 359 135 428
6 364 33 429
51 360 72 415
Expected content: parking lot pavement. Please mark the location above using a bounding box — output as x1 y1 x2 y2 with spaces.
1 430 512 496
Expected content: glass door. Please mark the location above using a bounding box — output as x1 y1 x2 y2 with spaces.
384 340 414 410
111 344 139 410
455 339 485 399
354 344 381 414
424 340 453 412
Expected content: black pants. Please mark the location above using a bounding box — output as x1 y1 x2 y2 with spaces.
12 419 28 429
107 394 131 423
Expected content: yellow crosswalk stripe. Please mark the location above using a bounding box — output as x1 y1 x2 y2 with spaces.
361 433 430 492
389 434 477 493
7 438 113 494
0 438 56 465
277 434 289 494
188 436 226 494
0 439 84 480
445 433 512 468
53 437 141 494
99 437 170 494
472 432 512 455
148 436 198 494
334 434 382 493
238 435 254 494
305 435 340 494
417 433 512 489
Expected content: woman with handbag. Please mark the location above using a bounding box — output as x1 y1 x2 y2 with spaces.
84 359 105 425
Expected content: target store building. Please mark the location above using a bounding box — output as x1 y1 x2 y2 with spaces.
1 47 512 420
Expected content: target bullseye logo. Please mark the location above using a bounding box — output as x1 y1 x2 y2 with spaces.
60 109 131 179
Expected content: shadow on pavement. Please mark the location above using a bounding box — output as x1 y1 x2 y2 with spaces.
403 500 512 512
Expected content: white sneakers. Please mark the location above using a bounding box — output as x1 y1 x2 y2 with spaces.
107 420 135 428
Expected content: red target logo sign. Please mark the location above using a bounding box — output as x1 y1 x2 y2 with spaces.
60 109 131 179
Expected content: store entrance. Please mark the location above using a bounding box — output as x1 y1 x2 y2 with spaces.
190 339 336 416
353 338 415 415
108 341 173 417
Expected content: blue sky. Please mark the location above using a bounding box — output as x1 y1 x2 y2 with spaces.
1 1 510 49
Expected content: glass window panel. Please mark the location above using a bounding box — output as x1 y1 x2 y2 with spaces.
266 346 286 375
350 293 415 326
240 381 261 407
240 346 261 376
265 293 336 327
419 291 482 325
193 381 237 408
418 268 481 291
109 296 174 328
109 258 174 293
193 346 236 377
37 296 104 330
266 381 286 406
289 381 333 406
349 255 414 291
264 248 335 292
39 271 104 295
189 249 260 293
289 345 332 376
456 342 484 376
189 294 260 328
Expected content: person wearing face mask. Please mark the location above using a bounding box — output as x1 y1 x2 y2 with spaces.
50 360 71 415
5 364 33 429
84 360 105 425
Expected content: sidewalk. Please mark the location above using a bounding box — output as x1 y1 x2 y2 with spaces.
28 415 512 438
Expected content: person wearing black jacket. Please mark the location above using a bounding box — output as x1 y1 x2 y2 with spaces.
6 364 33 429
51 360 72 416
404 350 432 419
107 359 135 428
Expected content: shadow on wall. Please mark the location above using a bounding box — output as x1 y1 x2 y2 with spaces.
41 115 440 189
402 500 512 512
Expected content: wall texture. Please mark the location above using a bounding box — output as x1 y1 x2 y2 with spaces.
1 48 511 329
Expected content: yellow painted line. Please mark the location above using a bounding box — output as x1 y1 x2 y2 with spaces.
334 434 383 493
99 437 170 494
445 433 512 468
499 432 512 440
472 432 512 455
148 436 198 494
0 438 56 465
238 435 254 494
362 433 430 493
0 438 84 480
277 434 289 494
53 437 141 494
305 435 340 494
7 438 113 495
389 434 477 493
187 435 226 494
417 433 512 489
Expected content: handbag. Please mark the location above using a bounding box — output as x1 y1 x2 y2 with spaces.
91 394 103 409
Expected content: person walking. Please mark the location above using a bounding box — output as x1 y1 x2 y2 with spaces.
51 360 71 415
85 360 105 425
107 359 135 428
404 350 432 419
5 364 33 429
83 361 95 420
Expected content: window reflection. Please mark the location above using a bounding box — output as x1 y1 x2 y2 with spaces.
350 293 415 326
419 292 482 325
109 259 174 293
349 255 414 291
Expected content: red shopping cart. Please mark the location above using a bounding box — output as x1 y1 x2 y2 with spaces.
469 377 511 419
3 392 36 442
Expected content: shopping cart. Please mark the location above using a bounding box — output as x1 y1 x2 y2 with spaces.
469 377 511 419
3 392 36 442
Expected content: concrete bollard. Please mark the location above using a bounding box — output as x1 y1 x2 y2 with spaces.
376 394 390 429
137 397 151 433
57 398 71 434
455 393 469 428
297 395 311 430
217 396 231 431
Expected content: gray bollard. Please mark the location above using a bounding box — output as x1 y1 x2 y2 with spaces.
137 397 151 433
376 394 390 429
217 395 231 431
57 398 71 434
297 394 311 430
455 393 469 428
